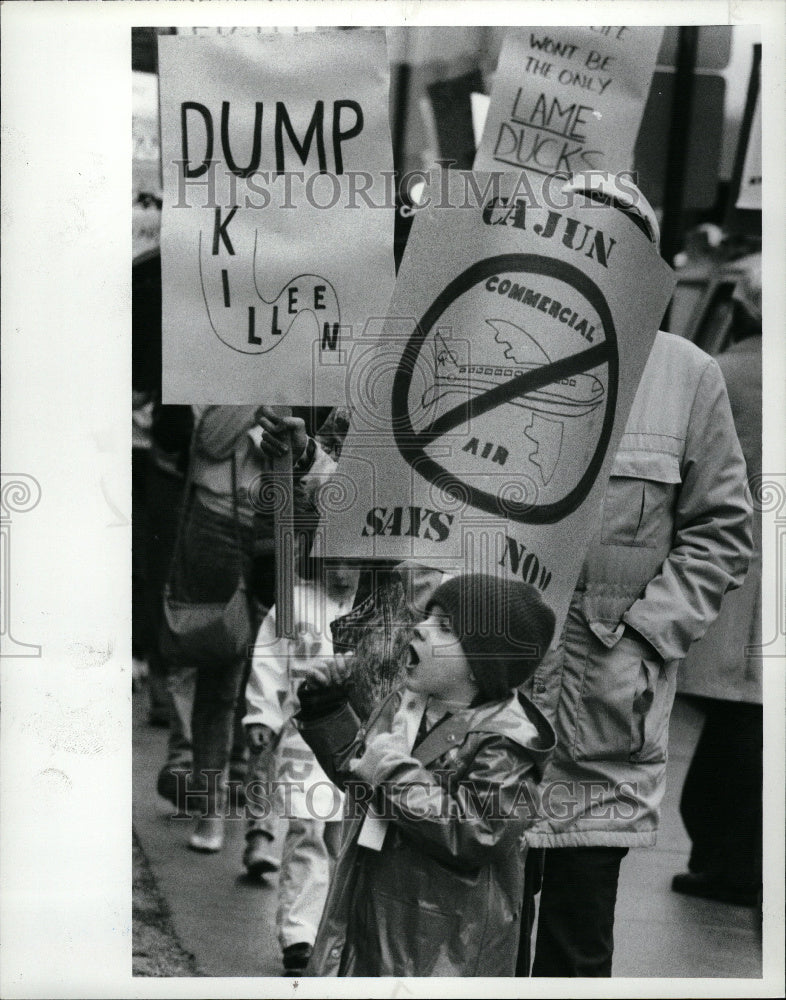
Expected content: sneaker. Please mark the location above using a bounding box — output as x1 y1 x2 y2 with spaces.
282 942 312 974
243 831 280 877
188 816 225 853
157 766 190 806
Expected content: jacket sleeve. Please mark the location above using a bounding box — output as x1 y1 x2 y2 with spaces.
243 608 288 734
355 734 536 868
194 405 258 460
298 439 337 489
296 701 364 789
623 358 753 661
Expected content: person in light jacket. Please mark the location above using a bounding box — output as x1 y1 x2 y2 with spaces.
672 252 763 907
519 178 754 976
243 558 358 974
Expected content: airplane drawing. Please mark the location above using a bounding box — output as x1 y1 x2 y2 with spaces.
419 320 605 418
417 319 606 487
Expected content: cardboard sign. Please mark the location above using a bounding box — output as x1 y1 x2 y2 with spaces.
736 89 762 210
158 30 396 403
320 171 675 638
475 27 662 176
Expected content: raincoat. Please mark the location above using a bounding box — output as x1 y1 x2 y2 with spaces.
297 686 556 976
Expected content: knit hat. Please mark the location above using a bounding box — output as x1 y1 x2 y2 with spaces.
426 574 556 701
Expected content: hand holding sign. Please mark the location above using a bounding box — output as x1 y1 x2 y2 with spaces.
251 405 309 463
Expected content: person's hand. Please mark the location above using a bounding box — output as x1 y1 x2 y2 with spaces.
296 653 354 721
253 406 309 464
245 723 276 752
348 730 410 784
302 652 354 689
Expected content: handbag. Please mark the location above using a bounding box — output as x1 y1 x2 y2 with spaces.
160 429 255 668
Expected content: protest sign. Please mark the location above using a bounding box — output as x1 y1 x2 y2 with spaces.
158 29 396 403
320 171 675 638
475 27 662 177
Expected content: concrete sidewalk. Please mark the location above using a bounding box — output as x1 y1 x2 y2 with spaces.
132 692 762 979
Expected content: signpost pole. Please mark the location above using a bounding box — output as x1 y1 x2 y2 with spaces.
272 405 295 639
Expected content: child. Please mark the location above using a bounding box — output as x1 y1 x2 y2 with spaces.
243 558 359 975
295 573 557 977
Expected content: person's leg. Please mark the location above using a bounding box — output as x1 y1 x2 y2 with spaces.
278 817 330 973
516 847 545 976
156 663 196 805
710 701 762 890
673 699 762 904
189 650 247 848
678 698 720 874
132 447 152 665
243 741 280 876
179 501 251 851
531 846 628 977
145 460 185 725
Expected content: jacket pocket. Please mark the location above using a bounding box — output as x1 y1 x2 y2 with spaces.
573 634 669 764
630 654 675 764
601 451 681 548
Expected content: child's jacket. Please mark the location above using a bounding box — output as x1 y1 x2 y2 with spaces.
297 686 556 976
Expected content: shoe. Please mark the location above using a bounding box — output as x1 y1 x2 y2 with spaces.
282 942 312 974
148 707 170 728
243 831 280 877
671 871 760 907
188 817 225 853
157 766 190 806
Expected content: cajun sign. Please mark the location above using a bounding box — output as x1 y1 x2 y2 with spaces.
158 29 396 403
320 171 675 637
475 27 663 177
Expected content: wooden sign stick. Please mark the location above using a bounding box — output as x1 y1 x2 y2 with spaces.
271 405 296 639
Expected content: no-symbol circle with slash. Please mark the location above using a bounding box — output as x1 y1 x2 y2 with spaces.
391 254 619 525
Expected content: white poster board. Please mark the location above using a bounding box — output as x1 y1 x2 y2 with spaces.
475 27 663 176
158 29 396 403
321 171 675 638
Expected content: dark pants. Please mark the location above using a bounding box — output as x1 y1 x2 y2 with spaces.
527 846 628 977
680 698 762 888
144 458 185 718
132 448 152 661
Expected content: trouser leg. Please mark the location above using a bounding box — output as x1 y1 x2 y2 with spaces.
531 846 628 977
516 847 545 976
277 818 330 950
683 699 762 887
679 698 721 874
164 663 196 768
245 743 278 840
145 461 185 721
191 654 247 816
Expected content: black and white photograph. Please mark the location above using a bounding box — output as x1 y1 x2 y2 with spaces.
1 3 784 997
